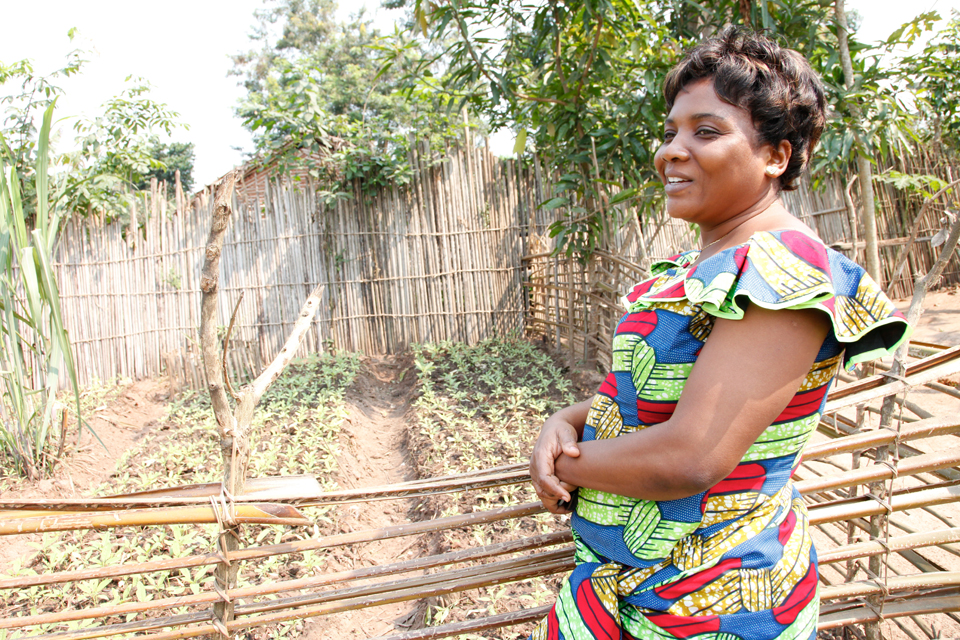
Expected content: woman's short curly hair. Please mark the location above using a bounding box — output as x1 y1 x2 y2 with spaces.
663 26 826 191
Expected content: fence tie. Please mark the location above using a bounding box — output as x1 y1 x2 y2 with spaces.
211 614 231 639
876 459 899 479
213 580 233 604
880 371 909 384
210 491 240 564
863 491 893 514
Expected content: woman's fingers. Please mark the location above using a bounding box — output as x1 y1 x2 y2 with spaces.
530 446 569 501
530 419 582 514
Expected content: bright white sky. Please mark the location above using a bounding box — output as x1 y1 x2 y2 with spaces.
0 0 957 190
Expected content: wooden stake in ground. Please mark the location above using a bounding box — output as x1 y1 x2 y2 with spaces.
199 171 327 637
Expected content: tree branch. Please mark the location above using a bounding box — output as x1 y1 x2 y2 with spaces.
573 13 604 106
199 171 238 439
446 0 570 109
223 291 245 402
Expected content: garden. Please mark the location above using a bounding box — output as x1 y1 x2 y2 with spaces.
2 1 960 639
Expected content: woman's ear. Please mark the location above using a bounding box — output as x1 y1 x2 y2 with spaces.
764 140 792 179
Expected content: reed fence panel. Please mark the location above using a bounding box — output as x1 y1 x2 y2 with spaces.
50 143 958 388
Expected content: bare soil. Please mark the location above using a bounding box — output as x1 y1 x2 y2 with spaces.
0 378 171 573
298 355 428 639
1 285 958 639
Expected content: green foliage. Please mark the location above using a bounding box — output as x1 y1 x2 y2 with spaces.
0 39 85 221
1 39 187 223
399 0 850 256
875 169 949 198
61 79 184 220
0 351 360 637
410 337 576 633
895 10 960 158
233 0 463 194
134 140 196 193
0 103 84 479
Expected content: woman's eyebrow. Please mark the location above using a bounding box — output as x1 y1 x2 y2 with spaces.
664 112 731 125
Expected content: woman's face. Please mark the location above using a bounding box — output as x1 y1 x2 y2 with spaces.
653 78 785 229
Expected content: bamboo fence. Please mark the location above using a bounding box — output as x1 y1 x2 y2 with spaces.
1 344 959 639
48 140 960 389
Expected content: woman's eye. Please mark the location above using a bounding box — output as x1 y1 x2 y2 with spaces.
696 128 719 137
662 131 676 142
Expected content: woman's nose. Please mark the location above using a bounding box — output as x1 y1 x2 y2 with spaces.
661 138 689 162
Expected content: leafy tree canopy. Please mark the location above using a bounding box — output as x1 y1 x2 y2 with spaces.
390 0 857 253
389 0 953 255
1 34 189 224
893 10 960 158
135 141 196 193
232 0 464 194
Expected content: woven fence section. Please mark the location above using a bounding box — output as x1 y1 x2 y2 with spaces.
51 144 958 388
54 143 537 389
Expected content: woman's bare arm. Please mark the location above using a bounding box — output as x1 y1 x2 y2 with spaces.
554 304 830 501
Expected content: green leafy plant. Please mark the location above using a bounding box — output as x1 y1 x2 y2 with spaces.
232 0 464 198
2 39 188 224
0 351 361 638
409 337 578 635
0 101 84 479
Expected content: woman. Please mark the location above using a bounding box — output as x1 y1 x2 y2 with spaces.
529 27 910 640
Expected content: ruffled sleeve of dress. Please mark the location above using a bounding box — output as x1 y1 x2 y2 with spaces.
624 230 912 367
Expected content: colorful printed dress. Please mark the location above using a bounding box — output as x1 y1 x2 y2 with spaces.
532 230 911 640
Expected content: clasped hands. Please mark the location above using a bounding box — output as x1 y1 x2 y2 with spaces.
529 414 581 514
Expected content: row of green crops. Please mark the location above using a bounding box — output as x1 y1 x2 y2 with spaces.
408 337 581 636
0 351 361 640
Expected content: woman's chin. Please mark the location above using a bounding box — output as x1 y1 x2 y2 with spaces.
665 207 697 223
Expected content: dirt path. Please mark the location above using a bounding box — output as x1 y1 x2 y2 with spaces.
300 355 424 640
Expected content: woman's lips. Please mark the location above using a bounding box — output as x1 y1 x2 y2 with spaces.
664 177 692 194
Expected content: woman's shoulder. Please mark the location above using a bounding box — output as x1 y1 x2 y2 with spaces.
624 229 911 367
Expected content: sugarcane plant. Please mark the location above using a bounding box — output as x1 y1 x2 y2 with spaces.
0 101 84 479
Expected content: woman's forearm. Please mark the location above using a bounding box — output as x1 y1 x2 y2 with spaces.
553 424 707 502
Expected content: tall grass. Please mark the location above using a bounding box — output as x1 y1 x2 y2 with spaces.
0 102 83 479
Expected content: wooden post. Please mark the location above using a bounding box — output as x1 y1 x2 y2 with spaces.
199 172 243 636
199 170 329 637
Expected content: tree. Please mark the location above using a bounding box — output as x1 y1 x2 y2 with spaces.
63 79 185 221
398 0 844 255
135 140 196 193
232 0 461 191
896 11 960 159
1 43 187 224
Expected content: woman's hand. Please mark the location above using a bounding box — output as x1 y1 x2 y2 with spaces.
530 400 590 514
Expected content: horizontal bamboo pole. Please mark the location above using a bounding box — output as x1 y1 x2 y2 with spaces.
0 504 309 536
0 503 544 591
374 605 553 640
823 346 960 413
795 449 960 495
818 527 960 565
808 483 960 525
821 571 960 600
135 555 575 640
0 465 531 512
24 610 209 640
802 416 960 461
9 527 959 635
0 532 572 631
818 593 960 629
236 547 573 616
